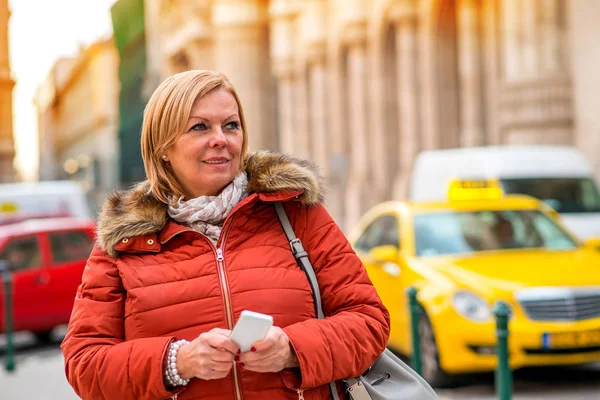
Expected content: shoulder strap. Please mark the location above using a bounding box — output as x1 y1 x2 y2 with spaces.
274 202 324 319
273 202 340 400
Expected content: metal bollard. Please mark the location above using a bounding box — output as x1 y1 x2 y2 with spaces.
1 260 16 372
493 301 512 400
407 287 422 376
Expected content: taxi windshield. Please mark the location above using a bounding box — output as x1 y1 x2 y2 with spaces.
414 210 577 257
500 178 600 214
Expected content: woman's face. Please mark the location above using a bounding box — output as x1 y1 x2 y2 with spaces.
166 89 244 198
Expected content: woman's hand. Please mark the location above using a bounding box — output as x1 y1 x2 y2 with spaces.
176 328 240 380
239 326 299 373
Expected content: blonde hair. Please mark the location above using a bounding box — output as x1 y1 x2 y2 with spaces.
141 70 249 204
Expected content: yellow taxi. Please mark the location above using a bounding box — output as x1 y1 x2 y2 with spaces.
348 180 600 386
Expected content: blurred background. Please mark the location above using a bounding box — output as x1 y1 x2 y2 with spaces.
1 0 600 399
2 0 599 231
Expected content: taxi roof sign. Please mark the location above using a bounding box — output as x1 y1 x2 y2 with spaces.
448 179 504 201
0 202 18 213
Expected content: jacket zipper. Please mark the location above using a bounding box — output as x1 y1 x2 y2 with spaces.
296 389 305 400
215 214 243 400
164 200 251 400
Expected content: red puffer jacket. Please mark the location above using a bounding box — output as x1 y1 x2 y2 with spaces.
61 151 390 400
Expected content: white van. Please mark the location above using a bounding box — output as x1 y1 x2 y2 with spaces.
0 180 93 223
409 145 600 240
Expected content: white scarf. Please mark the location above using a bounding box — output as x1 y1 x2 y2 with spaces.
168 172 249 243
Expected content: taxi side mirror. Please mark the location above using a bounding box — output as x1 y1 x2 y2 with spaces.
369 245 400 263
583 238 600 250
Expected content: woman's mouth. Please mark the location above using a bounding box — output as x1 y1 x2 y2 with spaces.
204 159 229 164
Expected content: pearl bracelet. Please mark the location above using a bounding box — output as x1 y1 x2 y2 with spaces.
165 339 191 387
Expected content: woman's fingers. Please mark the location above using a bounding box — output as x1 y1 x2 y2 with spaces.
206 359 235 373
241 353 281 373
179 330 239 380
209 349 236 363
202 366 231 380
237 326 293 373
208 328 232 337
203 329 239 355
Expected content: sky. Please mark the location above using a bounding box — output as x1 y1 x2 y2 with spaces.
9 0 116 181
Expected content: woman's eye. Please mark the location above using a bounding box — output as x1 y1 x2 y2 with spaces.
224 121 241 130
190 123 207 131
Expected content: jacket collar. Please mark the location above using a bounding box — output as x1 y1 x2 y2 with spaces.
96 151 324 257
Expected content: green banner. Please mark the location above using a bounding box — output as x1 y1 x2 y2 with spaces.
111 0 147 186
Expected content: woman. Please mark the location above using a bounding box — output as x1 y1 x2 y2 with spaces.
61 70 390 400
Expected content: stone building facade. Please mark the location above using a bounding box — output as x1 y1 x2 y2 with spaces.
146 0 600 231
33 38 120 212
0 0 14 182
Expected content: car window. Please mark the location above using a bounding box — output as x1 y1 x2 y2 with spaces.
49 230 94 264
414 210 577 257
0 236 42 271
355 215 399 251
501 177 600 213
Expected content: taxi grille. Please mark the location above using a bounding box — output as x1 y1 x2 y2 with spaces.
518 291 600 322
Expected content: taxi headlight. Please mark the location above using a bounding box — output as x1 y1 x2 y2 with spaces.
452 291 492 322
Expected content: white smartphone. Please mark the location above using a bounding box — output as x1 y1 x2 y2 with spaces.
229 310 274 352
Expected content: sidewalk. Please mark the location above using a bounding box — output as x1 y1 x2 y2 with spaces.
435 362 600 400
1 329 80 400
0 348 80 400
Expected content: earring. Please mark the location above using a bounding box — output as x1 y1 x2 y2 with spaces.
161 155 168 161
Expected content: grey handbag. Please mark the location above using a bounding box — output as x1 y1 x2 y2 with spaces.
274 203 439 400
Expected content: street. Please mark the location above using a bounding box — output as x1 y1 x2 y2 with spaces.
0 329 79 400
1 330 600 400
436 363 600 400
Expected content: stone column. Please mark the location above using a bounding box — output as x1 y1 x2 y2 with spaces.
502 0 521 81
275 71 296 154
184 2 216 70
293 68 310 160
269 0 297 154
568 0 600 179
392 15 419 200
301 0 328 168
368 29 390 203
482 0 501 145
343 21 370 231
213 0 274 152
326 45 347 227
307 45 328 172
419 0 440 151
521 0 538 79
539 0 562 75
457 0 485 147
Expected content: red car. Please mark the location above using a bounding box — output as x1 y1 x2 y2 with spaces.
0 218 95 342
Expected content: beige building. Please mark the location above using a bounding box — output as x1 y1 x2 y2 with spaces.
33 38 120 212
146 0 600 231
0 0 14 182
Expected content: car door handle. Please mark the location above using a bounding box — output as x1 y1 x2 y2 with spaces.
382 262 401 277
34 273 50 285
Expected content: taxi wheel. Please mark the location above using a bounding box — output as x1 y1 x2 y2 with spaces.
34 330 53 344
418 311 457 388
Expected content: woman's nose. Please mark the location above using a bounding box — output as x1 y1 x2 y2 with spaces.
209 128 227 147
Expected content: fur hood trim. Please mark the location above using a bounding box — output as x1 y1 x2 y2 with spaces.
96 151 324 256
